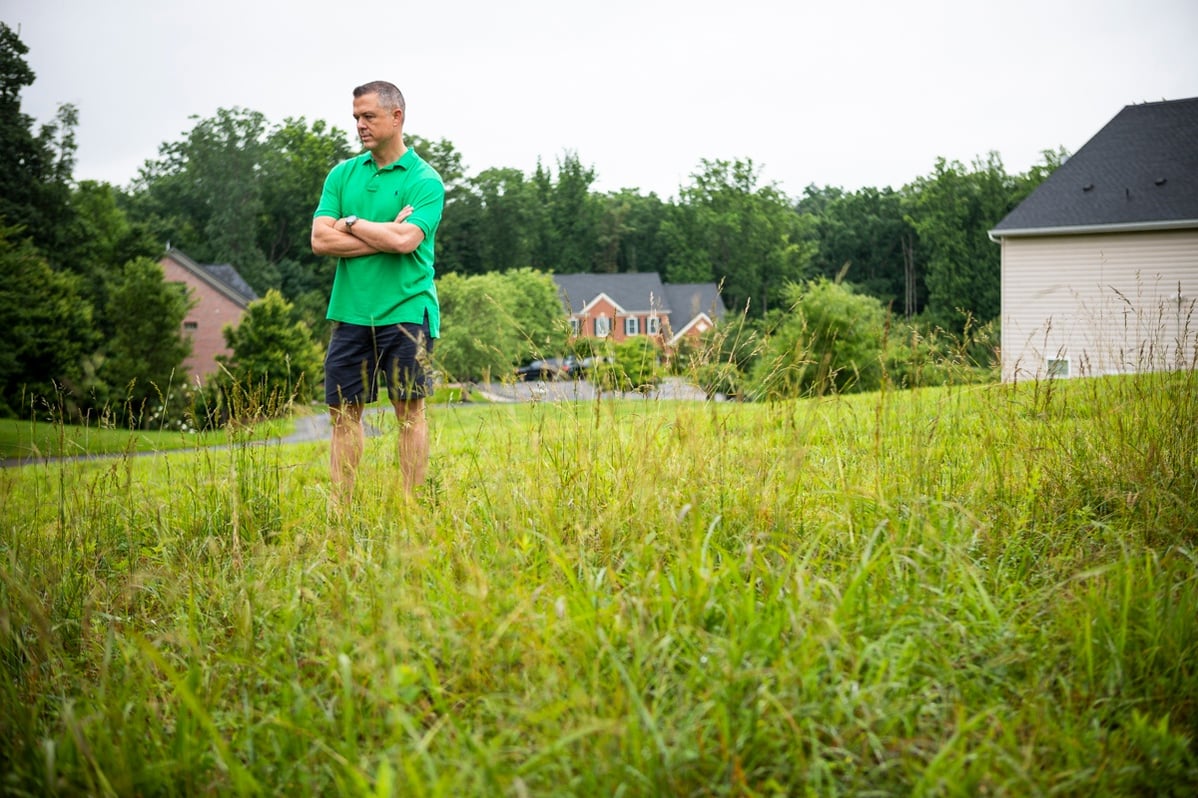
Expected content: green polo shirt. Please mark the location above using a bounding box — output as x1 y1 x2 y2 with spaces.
314 147 444 336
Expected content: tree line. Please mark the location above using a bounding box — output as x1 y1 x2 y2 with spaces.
1 22 1064 423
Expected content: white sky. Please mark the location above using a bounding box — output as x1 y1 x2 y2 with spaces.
9 0 1198 201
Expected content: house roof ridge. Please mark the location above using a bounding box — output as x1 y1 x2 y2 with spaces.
163 248 257 307
203 262 259 303
991 96 1198 236
552 272 726 325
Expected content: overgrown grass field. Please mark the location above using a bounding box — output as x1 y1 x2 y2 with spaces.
0 415 293 462
2 371 1196 795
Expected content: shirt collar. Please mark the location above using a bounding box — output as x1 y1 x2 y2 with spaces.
364 147 413 172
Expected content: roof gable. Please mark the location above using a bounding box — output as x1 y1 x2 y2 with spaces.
579 292 627 316
554 272 669 314
662 283 727 322
162 248 259 307
204 263 258 302
992 97 1198 236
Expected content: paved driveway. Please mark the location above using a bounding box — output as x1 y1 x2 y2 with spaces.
471 376 712 404
1 379 716 466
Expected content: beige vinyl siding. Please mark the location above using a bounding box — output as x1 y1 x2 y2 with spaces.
1001 229 1198 381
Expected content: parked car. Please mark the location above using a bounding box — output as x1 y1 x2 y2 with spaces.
576 355 614 376
514 357 580 381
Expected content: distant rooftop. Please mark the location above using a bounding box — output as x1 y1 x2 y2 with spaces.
164 248 258 307
552 273 725 321
992 97 1198 236
554 272 668 314
204 263 258 303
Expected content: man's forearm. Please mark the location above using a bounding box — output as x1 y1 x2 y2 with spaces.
312 217 379 258
312 208 424 257
346 219 425 255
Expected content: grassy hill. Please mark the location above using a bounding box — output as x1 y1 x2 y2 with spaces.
2 371 1196 795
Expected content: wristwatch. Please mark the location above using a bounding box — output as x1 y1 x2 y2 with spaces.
344 215 359 232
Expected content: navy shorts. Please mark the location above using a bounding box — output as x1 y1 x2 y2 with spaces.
324 317 435 405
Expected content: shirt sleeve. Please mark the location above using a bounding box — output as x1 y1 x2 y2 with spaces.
403 175 446 238
313 162 346 220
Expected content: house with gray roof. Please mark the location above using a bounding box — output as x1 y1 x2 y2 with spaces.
159 248 259 382
552 272 727 348
989 97 1198 381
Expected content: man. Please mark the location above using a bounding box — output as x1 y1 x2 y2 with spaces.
311 81 445 503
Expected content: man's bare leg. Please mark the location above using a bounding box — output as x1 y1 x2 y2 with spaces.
393 398 428 495
330 402 366 506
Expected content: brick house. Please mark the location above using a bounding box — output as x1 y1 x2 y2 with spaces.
552 272 726 348
989 97 1198 381
159 248 258 383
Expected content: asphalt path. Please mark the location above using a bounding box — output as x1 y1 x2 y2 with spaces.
469 375 711 405
2 378 715 467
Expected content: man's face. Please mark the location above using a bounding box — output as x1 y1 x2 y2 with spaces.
353 92 401 152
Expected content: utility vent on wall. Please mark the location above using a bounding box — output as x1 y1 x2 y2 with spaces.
1046 358 1070 378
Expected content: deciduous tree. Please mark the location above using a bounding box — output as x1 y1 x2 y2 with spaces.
131 109 354 299
434 272 520 381
598 189 670 275
59 181 160 340
0 23 75 259
0 225 96 417
799 184 924 317
98 257 194 422
905 154 1018 332
751 279 887 399
669 158 815 317
215 290 324 413
434 269 567 381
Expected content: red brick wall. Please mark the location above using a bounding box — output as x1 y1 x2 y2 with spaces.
159 258 247 384
573 298 674 345
580 297 621 341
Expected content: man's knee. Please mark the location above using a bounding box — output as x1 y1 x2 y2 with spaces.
392 399 425 429
330 403 365 427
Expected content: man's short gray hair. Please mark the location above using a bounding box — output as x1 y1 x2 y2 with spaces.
354 81 406 113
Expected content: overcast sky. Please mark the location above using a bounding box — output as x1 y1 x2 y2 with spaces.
9 0 1198 200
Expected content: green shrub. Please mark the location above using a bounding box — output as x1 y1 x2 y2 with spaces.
751 278 886 399
213 290 323 420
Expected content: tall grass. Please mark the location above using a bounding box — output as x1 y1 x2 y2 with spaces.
1 364 1196 795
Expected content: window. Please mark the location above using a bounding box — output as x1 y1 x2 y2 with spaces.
1046 358 1070 378
569 318 581 336
594 315 610 338
183 321 198 331
647 316 660 335
625 316 639 336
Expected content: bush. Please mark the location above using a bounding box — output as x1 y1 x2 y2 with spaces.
687 315 763 400
613 336 661 393
751 278 887 400
883 316 1000 388
213 290 324 421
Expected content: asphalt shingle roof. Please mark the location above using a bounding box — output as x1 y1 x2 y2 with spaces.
553 272 669 314
164 249 258 307
204 264 258 303
662 283 727 321
992 97 1198 235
